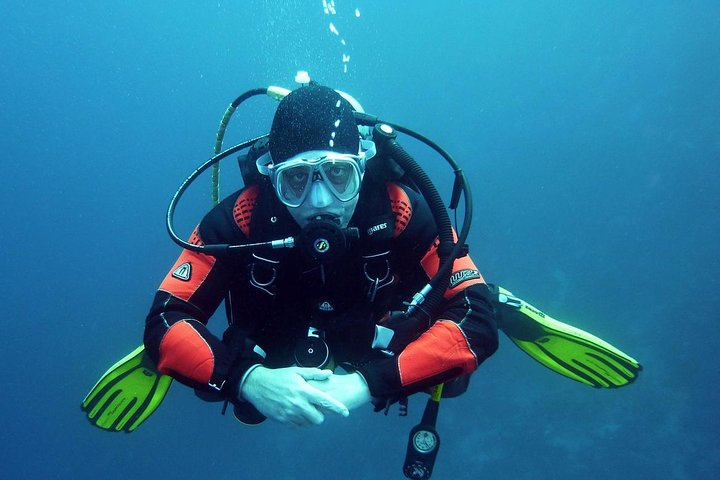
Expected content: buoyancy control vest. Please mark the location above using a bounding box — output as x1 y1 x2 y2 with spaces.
217 166 429 368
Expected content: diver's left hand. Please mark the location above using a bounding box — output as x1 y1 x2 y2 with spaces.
308 372 372 411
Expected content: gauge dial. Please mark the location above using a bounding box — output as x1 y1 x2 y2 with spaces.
413 430 437 453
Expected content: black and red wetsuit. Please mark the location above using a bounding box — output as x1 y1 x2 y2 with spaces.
144 173 498 405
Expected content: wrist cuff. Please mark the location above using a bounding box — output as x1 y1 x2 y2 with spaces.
238 364 264 401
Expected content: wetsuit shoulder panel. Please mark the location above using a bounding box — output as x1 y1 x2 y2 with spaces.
233 184 261 238
419 236 486 300
385 181 412 237
158 227 218 303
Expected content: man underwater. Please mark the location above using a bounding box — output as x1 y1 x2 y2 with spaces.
142 84 499 426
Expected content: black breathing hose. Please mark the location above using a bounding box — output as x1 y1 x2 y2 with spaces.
384 139 454 318
167 136 267 253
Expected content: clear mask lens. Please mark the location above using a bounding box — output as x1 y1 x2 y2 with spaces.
273 155 363 208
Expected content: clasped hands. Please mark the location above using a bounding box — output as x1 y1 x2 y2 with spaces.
240 365 372 427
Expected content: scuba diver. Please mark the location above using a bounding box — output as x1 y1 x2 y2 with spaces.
143 83 498 425
83 77 641 479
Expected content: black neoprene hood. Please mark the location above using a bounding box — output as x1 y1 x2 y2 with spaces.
269 84 360 163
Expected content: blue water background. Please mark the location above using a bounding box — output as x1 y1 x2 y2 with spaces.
1 1 718 479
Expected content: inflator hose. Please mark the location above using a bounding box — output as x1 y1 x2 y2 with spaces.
212 88 269 205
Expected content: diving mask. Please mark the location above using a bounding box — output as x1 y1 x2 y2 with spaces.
262 140 376 208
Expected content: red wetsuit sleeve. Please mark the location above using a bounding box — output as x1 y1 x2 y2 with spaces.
143 227 233 392
356 184 498 399
358 280 498 399
144 188 265 396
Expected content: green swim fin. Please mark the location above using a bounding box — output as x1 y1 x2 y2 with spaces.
492 285 642 388
81 345 173 432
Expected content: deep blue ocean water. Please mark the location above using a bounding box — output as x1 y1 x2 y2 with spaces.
1 1 718 479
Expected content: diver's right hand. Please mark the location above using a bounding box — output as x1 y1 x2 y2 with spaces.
239 366 349 426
